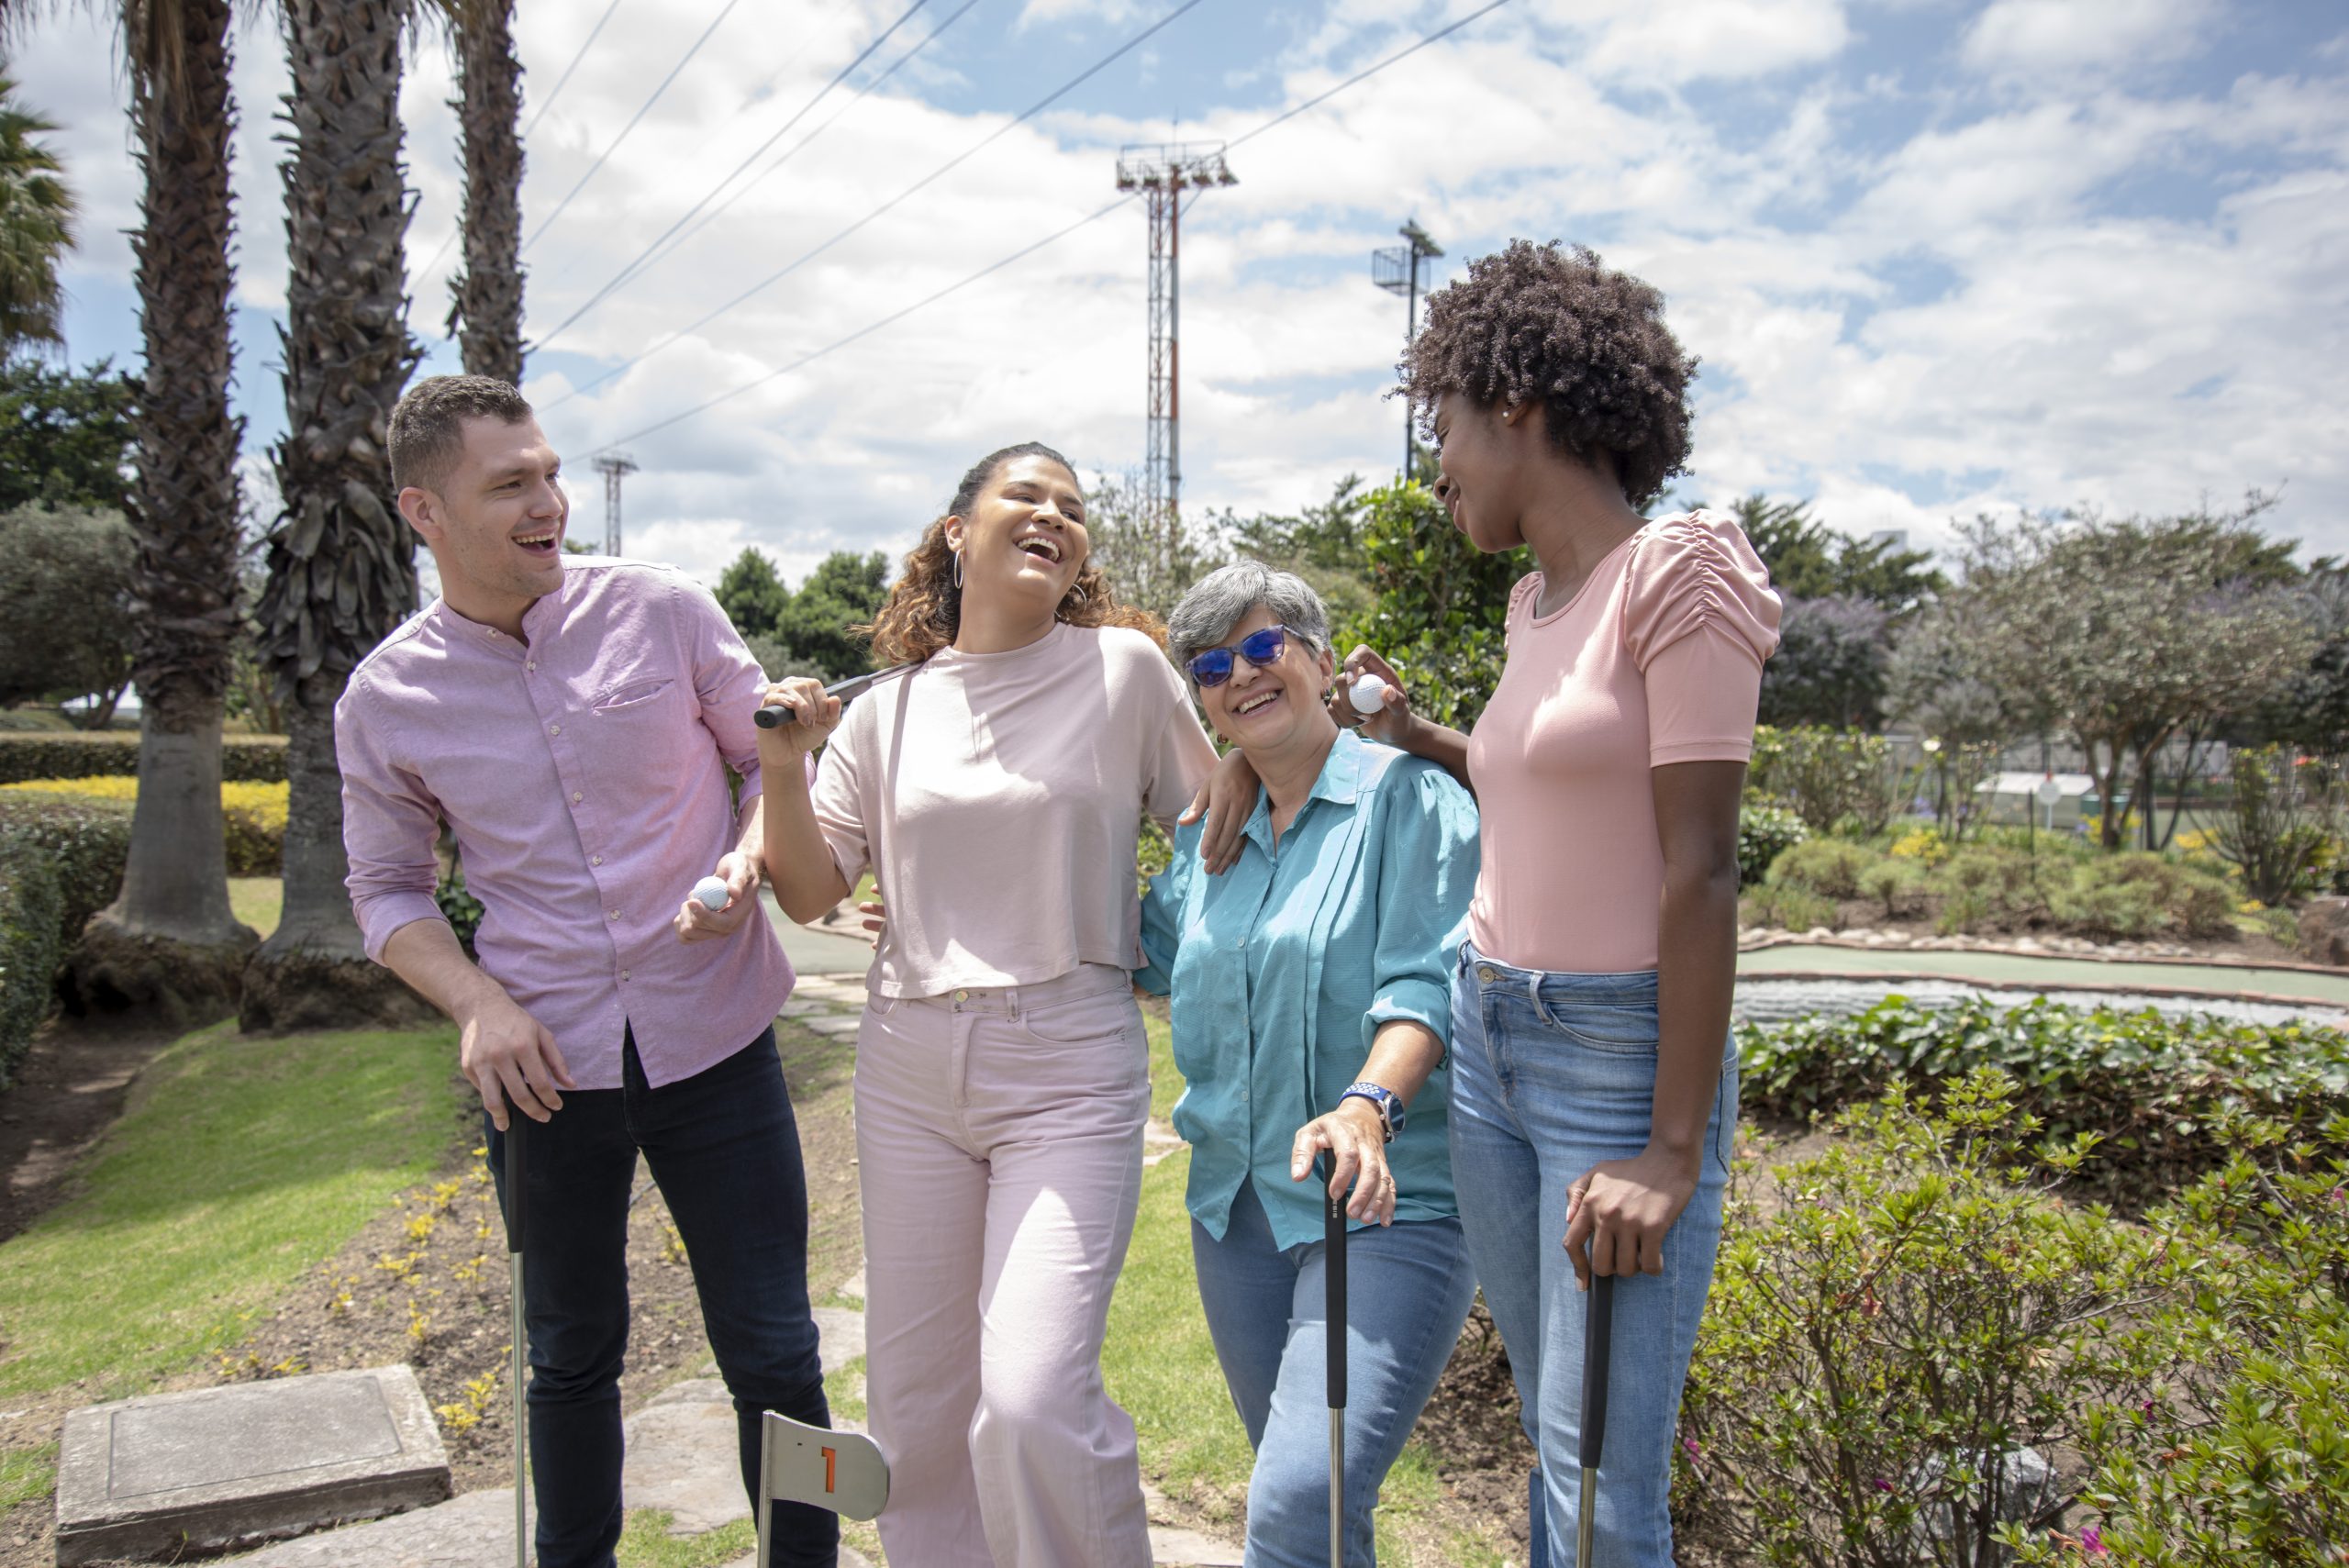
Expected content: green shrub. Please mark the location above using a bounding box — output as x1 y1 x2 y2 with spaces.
1738 995 2349 1209
1858 858 1920 919
436 862 484 958
1766 837 1876 900
0 793 132 1085
2011 1112 2349 1565
1677 1072 2163 1567
1738 801 1808 887
1749 726 1900 836
1741 882 1839 933
0 731 288 785
1927 845 2045 930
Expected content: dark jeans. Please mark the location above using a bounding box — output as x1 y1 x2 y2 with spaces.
488 1026 835 1568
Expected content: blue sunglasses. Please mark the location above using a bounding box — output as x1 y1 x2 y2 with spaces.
1187 625 1294 687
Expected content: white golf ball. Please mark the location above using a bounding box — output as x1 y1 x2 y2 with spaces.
1348 673 1390 716
692 875 730 911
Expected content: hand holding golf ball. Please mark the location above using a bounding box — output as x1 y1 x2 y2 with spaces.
692 875 730 911
676 858 755 943
1348 673 1390 716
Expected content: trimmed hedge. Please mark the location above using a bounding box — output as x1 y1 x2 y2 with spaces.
0 793 133 1085
2 778 285 876
0 731 287 785
1739 995 2349 1209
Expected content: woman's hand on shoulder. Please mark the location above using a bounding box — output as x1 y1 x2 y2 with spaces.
1330 645 1414 747
755 677 841 758
1291 1097 1398 1226
1179 747 1259 874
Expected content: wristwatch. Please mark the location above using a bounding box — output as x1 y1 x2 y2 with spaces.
1339 1082 1404 1142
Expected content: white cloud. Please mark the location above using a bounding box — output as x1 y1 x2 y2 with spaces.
1960 0 2215 80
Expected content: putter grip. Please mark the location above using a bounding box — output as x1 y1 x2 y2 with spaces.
506 1111 527 1254
752 703 799 729
1578 1273 1615 1470
1324 1152 1347 1409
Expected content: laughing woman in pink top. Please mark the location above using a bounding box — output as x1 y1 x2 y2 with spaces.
1344 242 1780 1566
756 443 1218 1568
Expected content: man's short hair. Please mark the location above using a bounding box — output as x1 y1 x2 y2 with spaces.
389 374 535 493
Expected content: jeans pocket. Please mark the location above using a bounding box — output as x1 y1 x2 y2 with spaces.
1543 997 1659 1057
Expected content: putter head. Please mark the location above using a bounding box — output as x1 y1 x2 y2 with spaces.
758 1411 889 1524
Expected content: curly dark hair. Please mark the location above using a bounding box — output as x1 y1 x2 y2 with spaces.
862 441 1164 666
1397 240 1698 509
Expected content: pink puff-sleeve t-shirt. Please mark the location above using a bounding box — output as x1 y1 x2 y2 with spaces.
810 621 1219 998
1464 511 1781 974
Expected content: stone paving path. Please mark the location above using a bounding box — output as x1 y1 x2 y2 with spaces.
230 969 1242 1568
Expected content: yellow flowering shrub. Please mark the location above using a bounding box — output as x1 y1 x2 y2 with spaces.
1 776 288 874
1887 825 1953 868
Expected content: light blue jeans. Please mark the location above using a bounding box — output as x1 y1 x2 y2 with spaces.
1448 942 1737 1568
1192 1180 1476 1566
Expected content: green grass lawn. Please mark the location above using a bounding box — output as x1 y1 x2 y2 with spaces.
0 1019 461 1400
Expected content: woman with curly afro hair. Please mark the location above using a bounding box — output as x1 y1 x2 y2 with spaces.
1344 239 1781 1565
756 442 1218 1568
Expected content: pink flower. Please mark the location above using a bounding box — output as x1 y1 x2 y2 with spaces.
1682 1439 1700 1458
1874 1478 1894 1494
2079 1523 2108 1556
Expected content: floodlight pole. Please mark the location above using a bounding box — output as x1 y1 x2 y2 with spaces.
594 450 638 556
1116 143 1237 539
1373 220 1443 478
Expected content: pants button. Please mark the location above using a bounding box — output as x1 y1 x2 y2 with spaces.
1476 965 1498 983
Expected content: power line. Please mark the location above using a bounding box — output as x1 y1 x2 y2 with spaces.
521 0 747 256
597 195 1137 449
582 0 1523 449
575 0 986 330
534 0 938 353
540 0 1208 410
414 0 632 294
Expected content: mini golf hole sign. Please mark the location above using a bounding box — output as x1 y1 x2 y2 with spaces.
759 1411 889 1539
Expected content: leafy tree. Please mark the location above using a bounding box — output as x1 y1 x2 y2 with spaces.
0 356 135 512
1083 467 1222 622
1728 493 1943 613
716 545 790 639
775 550 887 682
1948 498 2314 850
1758 594 1892 730
0 72 74 352
1337 479 1520 730
0 503 134 725
1887 606 2020 839
1220 474 1374 627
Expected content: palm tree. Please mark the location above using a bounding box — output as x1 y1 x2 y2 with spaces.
430 0 523 382
242 0 431 1030
0 72 75 353
2 0 257 1021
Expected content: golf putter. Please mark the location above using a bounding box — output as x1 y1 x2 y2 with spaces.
503 1108 529 1568
1575 1273 1617 1568
752 664 916 729
1324 1151 1348 1568
756 1409 890 1566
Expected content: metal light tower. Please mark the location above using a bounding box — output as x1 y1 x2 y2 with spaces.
594 450 638 555
1115 142 1236 531
1373 219 1442 477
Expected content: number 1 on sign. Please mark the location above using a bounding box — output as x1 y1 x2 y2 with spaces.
822 1446 837 1493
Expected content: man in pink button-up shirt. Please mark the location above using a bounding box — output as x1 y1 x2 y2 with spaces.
337 375 836 1568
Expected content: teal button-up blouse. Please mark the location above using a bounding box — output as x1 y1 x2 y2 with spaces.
1136 731 1480 1249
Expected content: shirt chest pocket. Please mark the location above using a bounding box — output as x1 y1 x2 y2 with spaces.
593 676 676 714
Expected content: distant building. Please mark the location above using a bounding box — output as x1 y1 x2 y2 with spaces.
1975 771 2096 829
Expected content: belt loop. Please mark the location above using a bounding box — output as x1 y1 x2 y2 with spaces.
1008 982 1021 1023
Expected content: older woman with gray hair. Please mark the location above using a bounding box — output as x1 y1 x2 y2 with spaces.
1136 561 1480 1566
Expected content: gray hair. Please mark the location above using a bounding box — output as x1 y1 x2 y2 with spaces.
1167 561 1332 684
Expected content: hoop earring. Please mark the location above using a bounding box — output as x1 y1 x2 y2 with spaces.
1067 578 1088 606
951 550 963 591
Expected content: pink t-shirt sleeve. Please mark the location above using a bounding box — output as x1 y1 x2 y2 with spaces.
1139 651 1219 832
1622 513 1783 767
808 716 870 891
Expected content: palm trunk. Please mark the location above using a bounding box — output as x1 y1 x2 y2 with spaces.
70 0 256 1023
448 0 523 383
243 0 433 1032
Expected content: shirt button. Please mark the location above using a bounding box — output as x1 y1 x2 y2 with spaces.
620 969 631 982
572 791 583 803
1241 1088 1251 1102
527 661 537 672
608 909 620 921
592 854 603 866
550 723 562 736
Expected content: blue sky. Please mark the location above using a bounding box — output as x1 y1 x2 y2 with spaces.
24 0 2349 588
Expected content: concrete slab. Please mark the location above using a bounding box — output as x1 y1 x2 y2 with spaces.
621 1380 747 1535
58 1365 450 1565
226 1487 517 1568
802 1015 862 1037
811 1307 865 1374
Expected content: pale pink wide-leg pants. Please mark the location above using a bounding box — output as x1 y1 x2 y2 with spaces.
854 963 1154 1568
